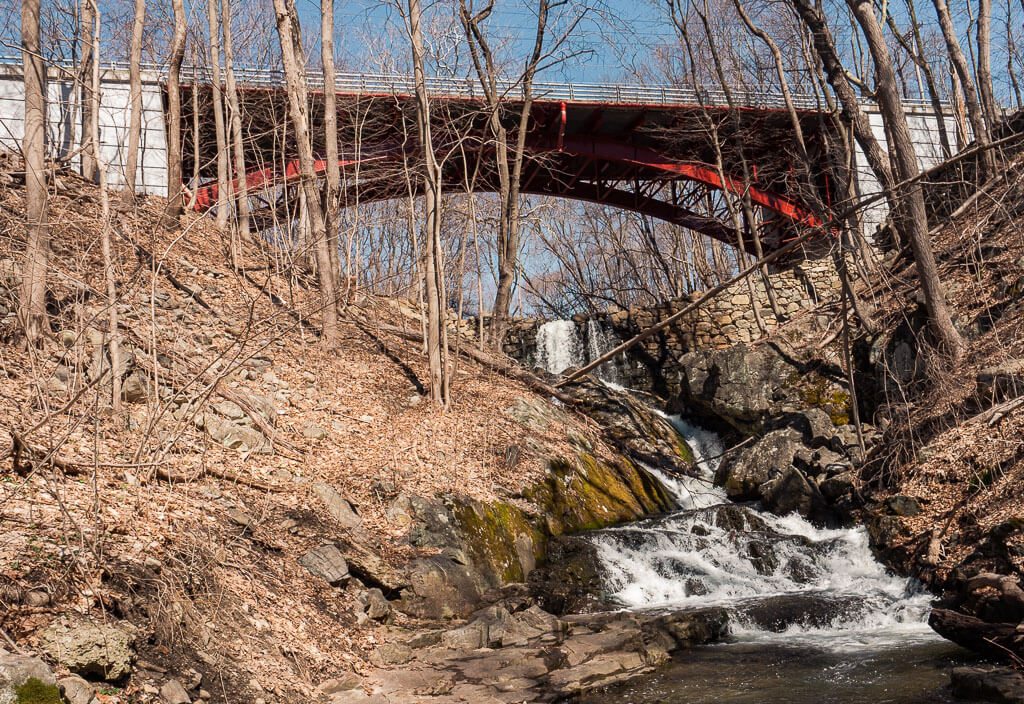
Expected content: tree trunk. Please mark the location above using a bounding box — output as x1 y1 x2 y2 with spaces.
931 0 995 177
788 0 895 191
207 0 230 232
270 0 340 348
86 0 120 409
221 0 249 244
847 0 964 357
79 0 96 183
321 0 343 296
406 0 447 405
975 0 999 130
122 0 145 200
19 0 49 344
163 0 186 225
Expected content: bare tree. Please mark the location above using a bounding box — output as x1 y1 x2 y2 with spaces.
163 0 187 224
975 0 998 129
321 0 342 294
122 0 145 200
207 0 230 232
404 0 448 404
931 0 995 177
19 0 49 344
79 0 96 182
846 0 964 356
271 0 341 347
222 0 250 243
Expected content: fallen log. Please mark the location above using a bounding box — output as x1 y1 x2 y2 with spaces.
928 608 1021 659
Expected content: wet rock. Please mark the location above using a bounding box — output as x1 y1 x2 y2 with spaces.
298 544 350 586
314 483 363 531
951 667 1024 703
160 678 191 704
715 429 803 501
760 465 832 524
737 593 864 632
0 649 58 703
530 536 608 615
37 619 137 680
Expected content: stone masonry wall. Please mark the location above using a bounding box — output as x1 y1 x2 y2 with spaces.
505 257 843 398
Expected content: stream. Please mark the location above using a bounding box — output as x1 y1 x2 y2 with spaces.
531 320 979 703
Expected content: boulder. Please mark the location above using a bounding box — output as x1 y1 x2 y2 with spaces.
120 372 151 403
202 414 270 454
676 345 797 434
87 345 134 383
0 649 58 704
159 678 191 704
715 429 803 501
977 359 1024 404
529 536 608 616
314 483 363 531
355 589 392 624
298 544 350 586
57 675 94 704
398 556 486 620
37 619 137 681
951 667 1024 703
760 466 831 523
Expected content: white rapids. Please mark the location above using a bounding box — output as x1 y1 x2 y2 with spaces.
589 413 938 650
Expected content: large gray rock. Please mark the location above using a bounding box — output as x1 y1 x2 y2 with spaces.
120 371 151 403
37 619 137 681
314 483 363 530
298 544 350 586
87 345 135 382
951 667 1024 703
677 345 798 434
1 648 58 704
398 556 486 620
715 429 803 501
160 678 191 704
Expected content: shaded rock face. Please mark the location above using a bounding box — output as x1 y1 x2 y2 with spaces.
675 345 801 436
36 619 137 681
951 667 1024 704
528 536 609 616
560 378 697 474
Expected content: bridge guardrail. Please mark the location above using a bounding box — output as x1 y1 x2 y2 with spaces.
0 55 950 112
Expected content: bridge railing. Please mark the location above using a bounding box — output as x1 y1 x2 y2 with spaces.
0 55 949 111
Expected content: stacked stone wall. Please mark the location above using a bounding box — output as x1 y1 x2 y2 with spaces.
505 257 844 397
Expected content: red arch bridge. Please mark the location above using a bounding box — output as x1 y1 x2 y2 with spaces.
176 70 949 263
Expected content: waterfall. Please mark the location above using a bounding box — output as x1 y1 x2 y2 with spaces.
535 318 622 382
584 319 622 385
535 320 584 375
590 414 935 648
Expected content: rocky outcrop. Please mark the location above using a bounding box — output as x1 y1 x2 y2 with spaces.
36 619 137 681
951 667 1024 703
348 596 728 703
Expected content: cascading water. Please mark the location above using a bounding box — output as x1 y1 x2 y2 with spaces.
592 413 934 646
584 413 970 703
535 319 622 383
535 320 583 375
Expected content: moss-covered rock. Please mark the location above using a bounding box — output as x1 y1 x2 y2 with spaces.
14 678 62 704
